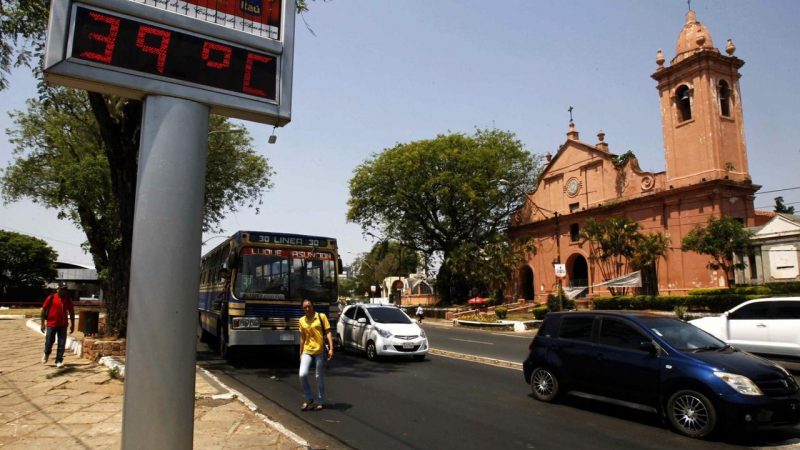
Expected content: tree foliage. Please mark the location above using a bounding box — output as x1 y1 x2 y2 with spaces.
351 241 419 297
1 87 273 335
347 129 542 303
0 229 57 293
580 217 669 295
774 196 795 215
0 0 48 91
680 216 752 288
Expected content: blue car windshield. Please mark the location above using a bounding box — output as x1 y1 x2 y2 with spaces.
640 317 727 352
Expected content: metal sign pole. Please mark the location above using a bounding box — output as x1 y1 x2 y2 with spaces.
122 96 209 449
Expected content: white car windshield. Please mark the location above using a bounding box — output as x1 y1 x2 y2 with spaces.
369 307 412 324
641 317 727 352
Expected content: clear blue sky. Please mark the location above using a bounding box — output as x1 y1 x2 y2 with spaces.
1 0 798 267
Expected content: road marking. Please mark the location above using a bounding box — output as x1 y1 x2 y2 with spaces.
450 338 493 345
429 348 523 371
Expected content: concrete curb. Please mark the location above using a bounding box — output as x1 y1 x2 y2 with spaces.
25 317 309 448
428 348 523 370
453 319 540 332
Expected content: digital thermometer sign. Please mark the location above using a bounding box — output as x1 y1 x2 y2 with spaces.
44 0 295 125
72 6 277 100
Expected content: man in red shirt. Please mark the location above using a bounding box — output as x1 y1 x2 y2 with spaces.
40 284 75 368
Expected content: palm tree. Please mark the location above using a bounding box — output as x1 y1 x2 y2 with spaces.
579 218 641 295
631 233 670 295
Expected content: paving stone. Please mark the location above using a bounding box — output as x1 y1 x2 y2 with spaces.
0 319 310 449
58 411 116 425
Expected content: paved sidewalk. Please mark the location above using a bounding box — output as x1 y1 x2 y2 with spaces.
0 317 308 449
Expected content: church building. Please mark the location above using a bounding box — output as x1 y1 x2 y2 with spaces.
507 10 771 301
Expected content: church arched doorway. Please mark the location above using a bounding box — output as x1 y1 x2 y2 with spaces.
518 266 534 301
567 254 589 297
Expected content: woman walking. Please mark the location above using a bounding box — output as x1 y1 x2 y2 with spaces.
298 299 334 411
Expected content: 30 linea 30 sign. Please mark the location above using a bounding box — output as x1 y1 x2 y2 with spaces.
72 6 277 100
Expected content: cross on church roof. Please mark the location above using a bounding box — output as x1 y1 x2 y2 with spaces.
568 106 574 122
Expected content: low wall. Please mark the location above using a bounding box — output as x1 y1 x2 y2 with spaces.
82 337 126 361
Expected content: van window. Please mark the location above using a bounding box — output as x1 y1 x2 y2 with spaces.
729 302 771 320
558 317 594 342
772 301 800 319
598 319 646 351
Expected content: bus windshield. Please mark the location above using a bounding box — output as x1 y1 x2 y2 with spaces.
234 248 337 302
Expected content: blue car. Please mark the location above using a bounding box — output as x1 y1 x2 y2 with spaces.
523 311 800 438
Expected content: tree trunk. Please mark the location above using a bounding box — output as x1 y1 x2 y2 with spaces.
87 93 140 338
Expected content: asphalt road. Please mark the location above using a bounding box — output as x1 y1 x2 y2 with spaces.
197 325 800 449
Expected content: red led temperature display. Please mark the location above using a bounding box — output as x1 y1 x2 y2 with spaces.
71 6 277 100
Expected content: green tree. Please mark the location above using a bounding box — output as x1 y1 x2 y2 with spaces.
774 196 795 214
446 233 535 303
0 230 57 294
681 216 752 288
351 241 419 297
1 88 273 336
579 217 642 295
0 0 48 90
630 232 670 295
347 129 542 303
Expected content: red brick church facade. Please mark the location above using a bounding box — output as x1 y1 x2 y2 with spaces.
507 10 770 301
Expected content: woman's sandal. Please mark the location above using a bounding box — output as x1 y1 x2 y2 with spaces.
301 400 314 411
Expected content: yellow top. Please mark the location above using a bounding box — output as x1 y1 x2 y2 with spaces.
299 313 330 356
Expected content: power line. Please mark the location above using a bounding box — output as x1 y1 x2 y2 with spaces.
0 224 85 248
756 200 800 210
757 186 800 194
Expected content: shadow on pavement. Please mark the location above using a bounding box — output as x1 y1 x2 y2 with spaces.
533 392 800 447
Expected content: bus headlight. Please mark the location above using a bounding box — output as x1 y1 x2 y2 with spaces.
232 317 261 329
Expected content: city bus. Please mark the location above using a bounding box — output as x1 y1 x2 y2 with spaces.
198 231 341 358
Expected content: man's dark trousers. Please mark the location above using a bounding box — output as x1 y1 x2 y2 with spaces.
44 326 67 363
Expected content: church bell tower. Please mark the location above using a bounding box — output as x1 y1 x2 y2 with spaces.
652 10 750 189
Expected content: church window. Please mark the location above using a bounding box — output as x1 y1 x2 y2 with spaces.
748 253 758 279
569 202 580 213
718 80 731 117
676 85 692 122
570 223 580 242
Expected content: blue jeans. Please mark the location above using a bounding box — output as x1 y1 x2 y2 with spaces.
299 353 326 403
44 326 67 363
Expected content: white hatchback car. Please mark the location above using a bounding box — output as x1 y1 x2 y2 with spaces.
336 304 428 361
689 297 800 358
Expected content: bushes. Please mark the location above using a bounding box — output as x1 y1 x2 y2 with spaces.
593 294 768 313
533 306 549 319
547 291 575 312
494 306 508 320
764 281 800 295
687 286 771 296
